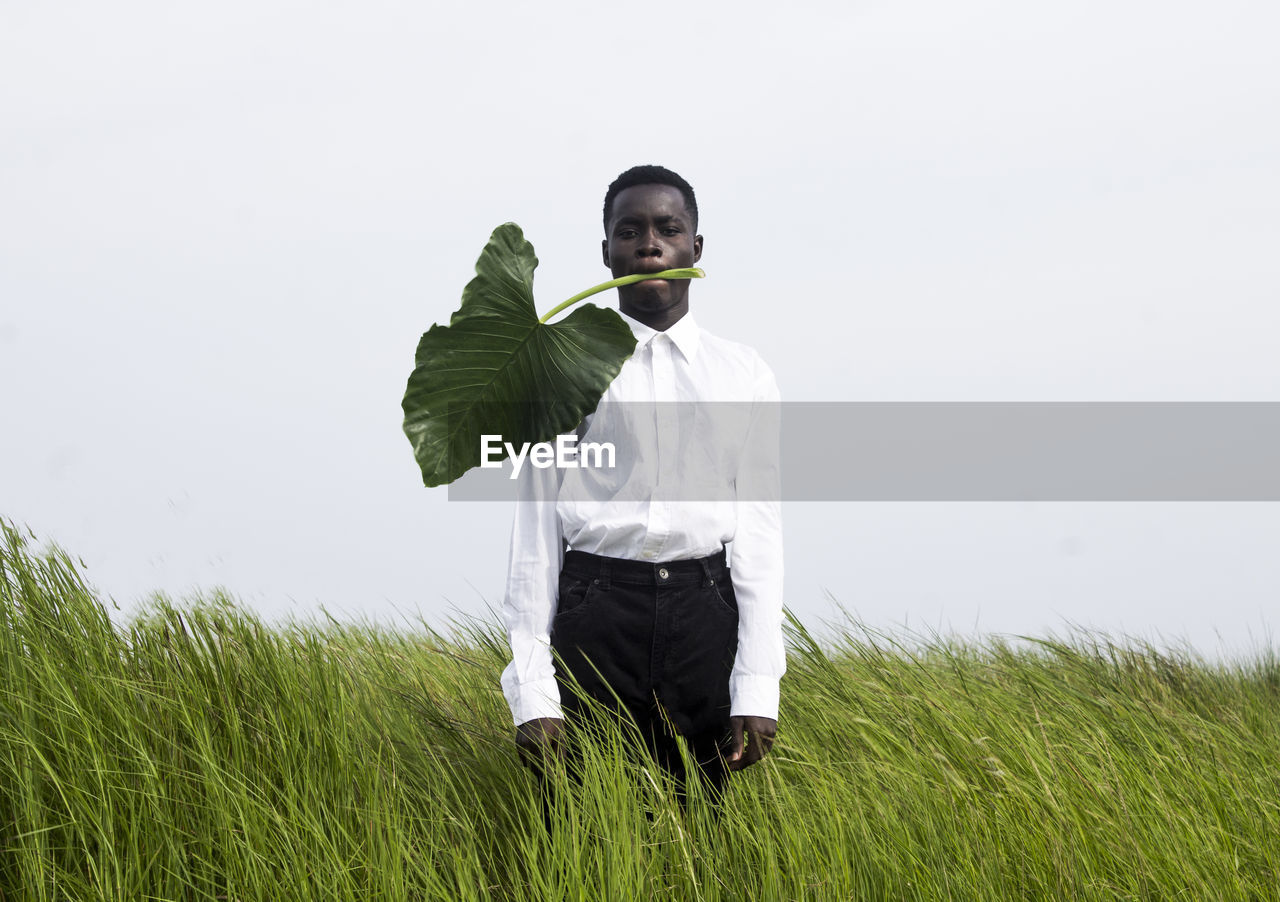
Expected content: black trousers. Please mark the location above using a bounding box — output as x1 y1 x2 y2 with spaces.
549 547 740 798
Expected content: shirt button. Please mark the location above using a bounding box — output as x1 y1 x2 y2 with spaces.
641 550 655 559
658 567 669 580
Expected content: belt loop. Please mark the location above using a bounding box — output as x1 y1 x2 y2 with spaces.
598 557 611 590
698 556 715 588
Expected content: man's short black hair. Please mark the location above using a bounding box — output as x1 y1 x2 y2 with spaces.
603 165 698 233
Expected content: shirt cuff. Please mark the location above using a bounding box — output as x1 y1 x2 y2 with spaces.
729 674 780 720
504 676 563 726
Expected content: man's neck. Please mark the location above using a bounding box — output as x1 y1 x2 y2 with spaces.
619 302 689 332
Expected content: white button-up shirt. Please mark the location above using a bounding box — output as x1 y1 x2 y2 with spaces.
500 310 785 725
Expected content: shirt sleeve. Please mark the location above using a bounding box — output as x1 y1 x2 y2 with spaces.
499 453 565 726
727 356 786 720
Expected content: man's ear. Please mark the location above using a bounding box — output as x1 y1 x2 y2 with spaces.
694 234 703 263
601 238 610 268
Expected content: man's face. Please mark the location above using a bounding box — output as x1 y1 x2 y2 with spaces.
602 184 703 325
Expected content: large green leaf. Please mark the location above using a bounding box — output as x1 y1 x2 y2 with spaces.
402 222 701 488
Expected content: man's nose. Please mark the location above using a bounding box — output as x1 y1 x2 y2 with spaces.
638 230 662 256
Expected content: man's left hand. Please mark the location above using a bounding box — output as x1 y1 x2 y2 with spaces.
727 715 777 771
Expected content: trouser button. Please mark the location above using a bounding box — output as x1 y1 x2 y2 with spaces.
658 567 669 580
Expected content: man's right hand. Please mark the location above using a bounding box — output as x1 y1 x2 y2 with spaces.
515 717 565 771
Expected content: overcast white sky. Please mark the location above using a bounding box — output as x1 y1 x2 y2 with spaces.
3 1 1277 655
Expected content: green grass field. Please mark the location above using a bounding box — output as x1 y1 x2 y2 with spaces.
3 517 1278 900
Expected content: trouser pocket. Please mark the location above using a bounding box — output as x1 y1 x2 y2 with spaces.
656 580 738 736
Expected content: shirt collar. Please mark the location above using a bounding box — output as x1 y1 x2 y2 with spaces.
618 310 702 364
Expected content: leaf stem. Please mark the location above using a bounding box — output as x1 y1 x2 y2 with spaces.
538 268 705 324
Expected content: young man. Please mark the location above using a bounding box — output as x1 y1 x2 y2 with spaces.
500 165 784 797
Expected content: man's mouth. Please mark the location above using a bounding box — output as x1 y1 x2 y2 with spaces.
631 276 669 289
